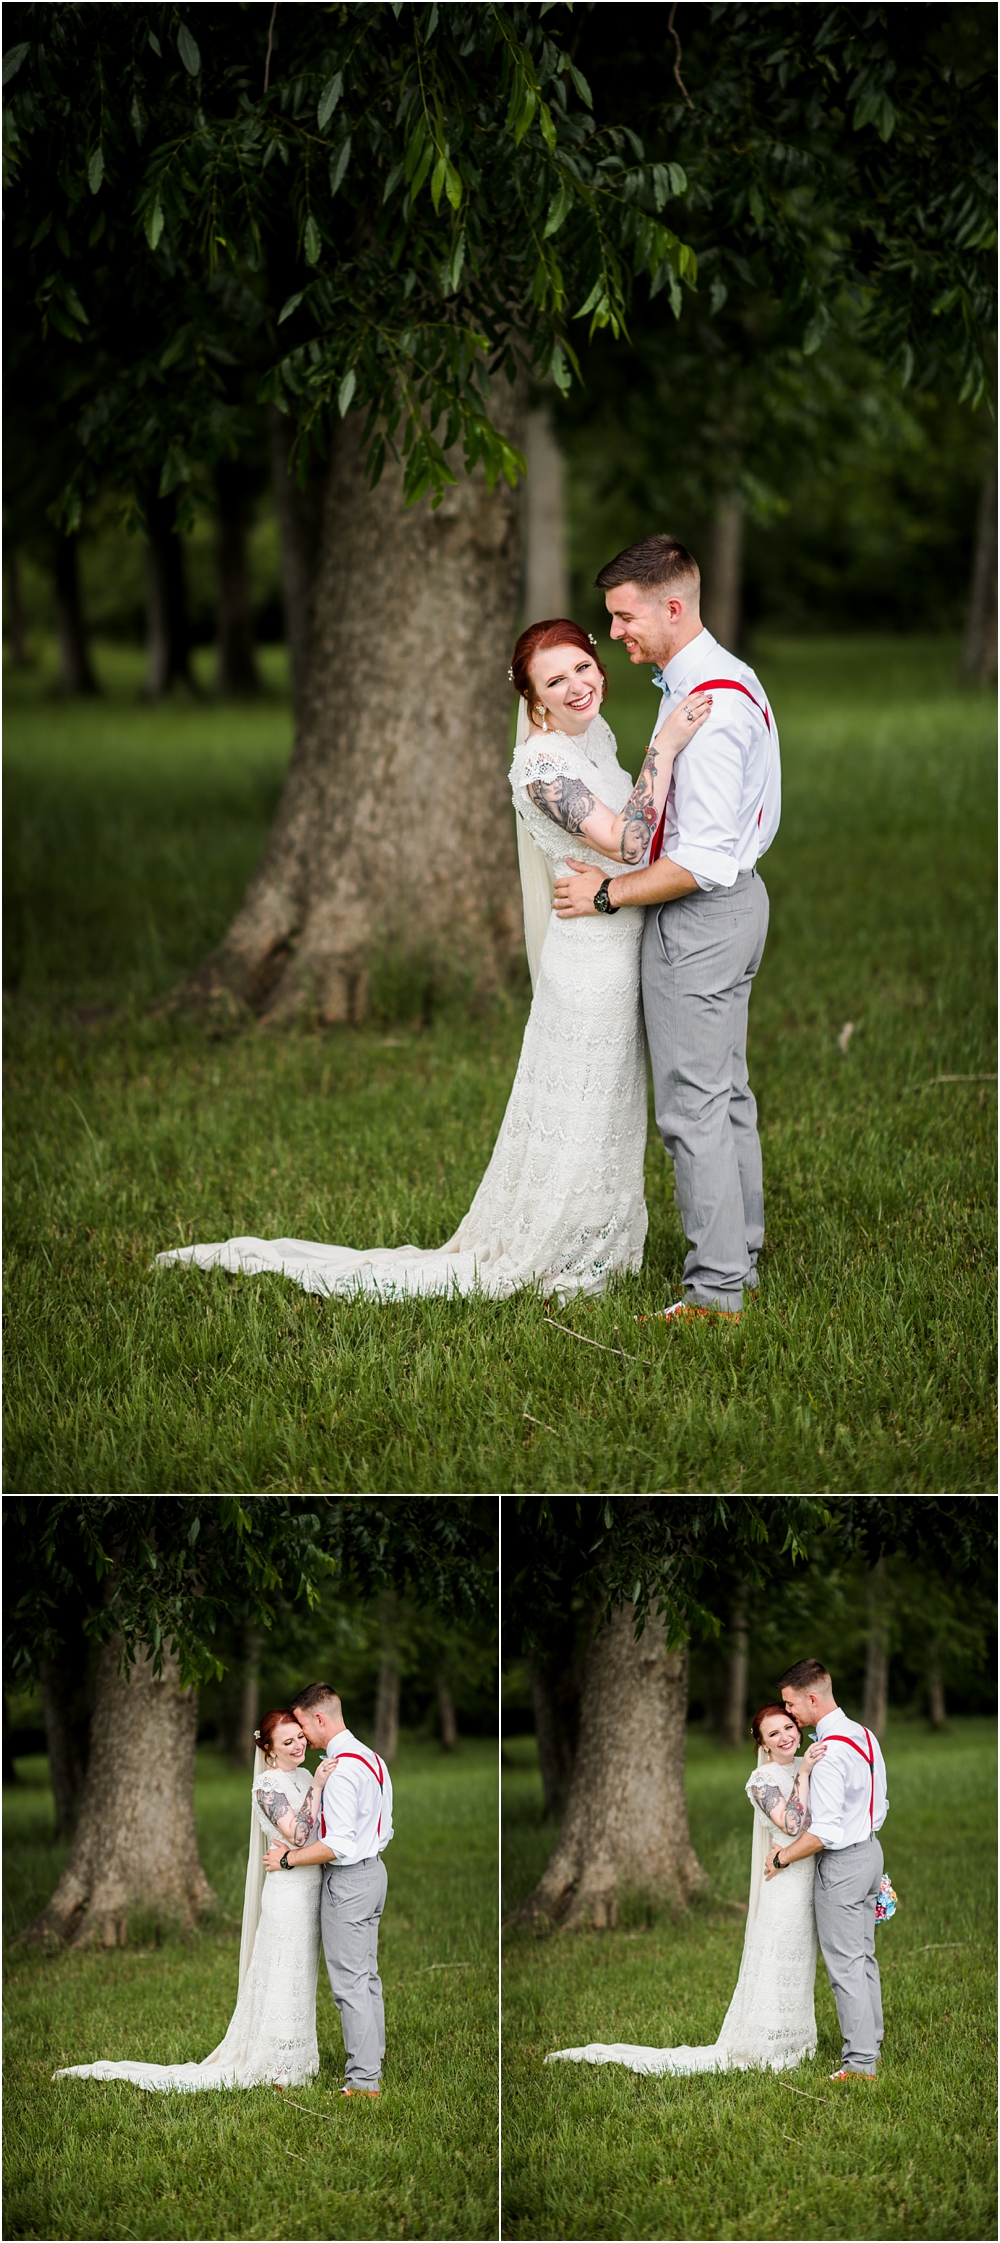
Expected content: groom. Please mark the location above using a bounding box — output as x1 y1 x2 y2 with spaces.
263 1681 394 2097
766 1658 889 2082
554 533 780 1317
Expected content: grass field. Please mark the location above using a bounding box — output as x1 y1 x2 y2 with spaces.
3 1737 497 2242
501 1720 997 2242
3 632 996 1492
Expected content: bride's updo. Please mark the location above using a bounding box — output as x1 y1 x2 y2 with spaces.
511 619 609 726
750 1702 799 1755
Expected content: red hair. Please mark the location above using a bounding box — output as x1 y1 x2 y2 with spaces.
256 1707 297 1758
750 1702 800 1749
511 619 609 719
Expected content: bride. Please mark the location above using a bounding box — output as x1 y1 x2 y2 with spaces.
155 619 710 1303
547 1706 826 2077
54 1710 335 2092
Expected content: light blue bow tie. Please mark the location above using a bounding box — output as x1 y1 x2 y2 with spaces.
652 667 668 694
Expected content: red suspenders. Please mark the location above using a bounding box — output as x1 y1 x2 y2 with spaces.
320 1750 385 1841
824 1728 875 1828
649 677 772 866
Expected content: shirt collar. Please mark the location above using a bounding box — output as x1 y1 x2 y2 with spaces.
814 1707 846 1738
652 626 717 698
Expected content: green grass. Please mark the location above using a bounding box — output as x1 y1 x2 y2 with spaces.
3 1738 497 2241
501 1720 997 2241
3 632 996 1492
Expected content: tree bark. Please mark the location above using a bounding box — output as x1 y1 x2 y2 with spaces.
269 407 326 722
702 494 744 653
54 532 99 695
926 1644 947 1732
5 550 31 667
862 1555 889 1737
528 1646 580 1819
958 457 998 686
719 1586 749 1750
23 1638 214 1949
39 1653 92 1841
178 393 525 1025
516 1603 706 1929
215 460 261 697
145 490 194 698
522 403 569 623
373 1591 401 1763
436 1671 459 1752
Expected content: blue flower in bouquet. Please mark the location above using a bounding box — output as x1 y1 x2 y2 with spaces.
875 1873 897 1923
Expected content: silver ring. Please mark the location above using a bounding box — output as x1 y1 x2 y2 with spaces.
686 709 697 722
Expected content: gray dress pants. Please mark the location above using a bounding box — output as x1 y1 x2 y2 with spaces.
641 867 769 1310
320 1856 387 2090
813 1835 885 2071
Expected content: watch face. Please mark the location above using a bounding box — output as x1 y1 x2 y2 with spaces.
595 886 609 913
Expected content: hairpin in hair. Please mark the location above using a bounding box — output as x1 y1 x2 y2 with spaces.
253 1729 261 1741
588 633 597 646
507 666 514 683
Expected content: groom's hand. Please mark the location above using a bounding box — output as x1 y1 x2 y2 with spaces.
264 1841 290 1873
553 861 603 917
764 1846 781 1881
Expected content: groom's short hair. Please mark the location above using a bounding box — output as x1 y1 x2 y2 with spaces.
294 1681 341 1714
595 534 700 598
778 1659 832 1693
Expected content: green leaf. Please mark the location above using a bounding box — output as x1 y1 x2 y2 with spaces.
277 289 304 323
317 71 343 130
444 160 462 213
87 144 104 195
802 314 826 355
188 1514 201 1546
177 23 201 76
337 367 356 416
2 43 29 85
748 182 764 225
329 137 351 197
304 213 321 265
426 1 439 33
575 277 604 319
430 150 447 212
543 181 572 238
382 160 405 203
145 196 165 251
130 94 147 143
550 342 571 395
566 61 592 108
539 101 557 153
147 29 161 57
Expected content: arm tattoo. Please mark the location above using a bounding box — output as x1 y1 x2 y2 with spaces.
257 1786 294 1834
752 1779 786 1828
293 1793 321 1848
619 742 666 862
784 1771 812 1839
526 774 597 835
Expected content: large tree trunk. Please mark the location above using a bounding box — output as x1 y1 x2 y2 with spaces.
5 550 31 668
528 1646 581 1820
269 407 326 721
702 494 744 653
178 397 525 1025
516 1603 706 1929
23 1638 214 1950
215 460 261 697
55 532 99 695
39 1652 92 1841
926 1644 947 1732
234 1626 262 1771
862 1555 889 1737
522 403 569 623
719 1586 749 1750
959 457 998 686
145 490 194 698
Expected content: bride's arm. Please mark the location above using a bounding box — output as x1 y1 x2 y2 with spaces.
752 1742 826 1834
526 694 712 864
256 1759 338 1848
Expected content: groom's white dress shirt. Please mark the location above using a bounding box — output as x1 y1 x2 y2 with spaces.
652 626 781 891
807 1707 889 1849
320 1729 395 1863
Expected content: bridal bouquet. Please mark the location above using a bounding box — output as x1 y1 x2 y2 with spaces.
875 1873 897 1923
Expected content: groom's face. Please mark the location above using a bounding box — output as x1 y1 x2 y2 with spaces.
605 583 686 668
293 1705 328 1748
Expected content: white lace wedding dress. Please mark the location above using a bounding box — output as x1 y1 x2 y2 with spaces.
547 1758 818 2077
53 1765 322 2092
156 712 648 1303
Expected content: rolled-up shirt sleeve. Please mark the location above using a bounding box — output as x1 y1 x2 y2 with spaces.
669 712 745 889
806 1752 847 1848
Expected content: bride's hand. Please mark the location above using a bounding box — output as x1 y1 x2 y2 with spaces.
315 1756 339 1784
652 691 712 761
802 1741 828 1773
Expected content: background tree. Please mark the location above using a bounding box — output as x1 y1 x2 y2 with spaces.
506 1496 995 1930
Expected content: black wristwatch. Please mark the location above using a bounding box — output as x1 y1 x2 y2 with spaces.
280 1851 294 1870
774 1850 785 1869
594 878 619 916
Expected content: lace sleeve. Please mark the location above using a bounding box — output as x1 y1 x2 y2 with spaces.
508 740 578 795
